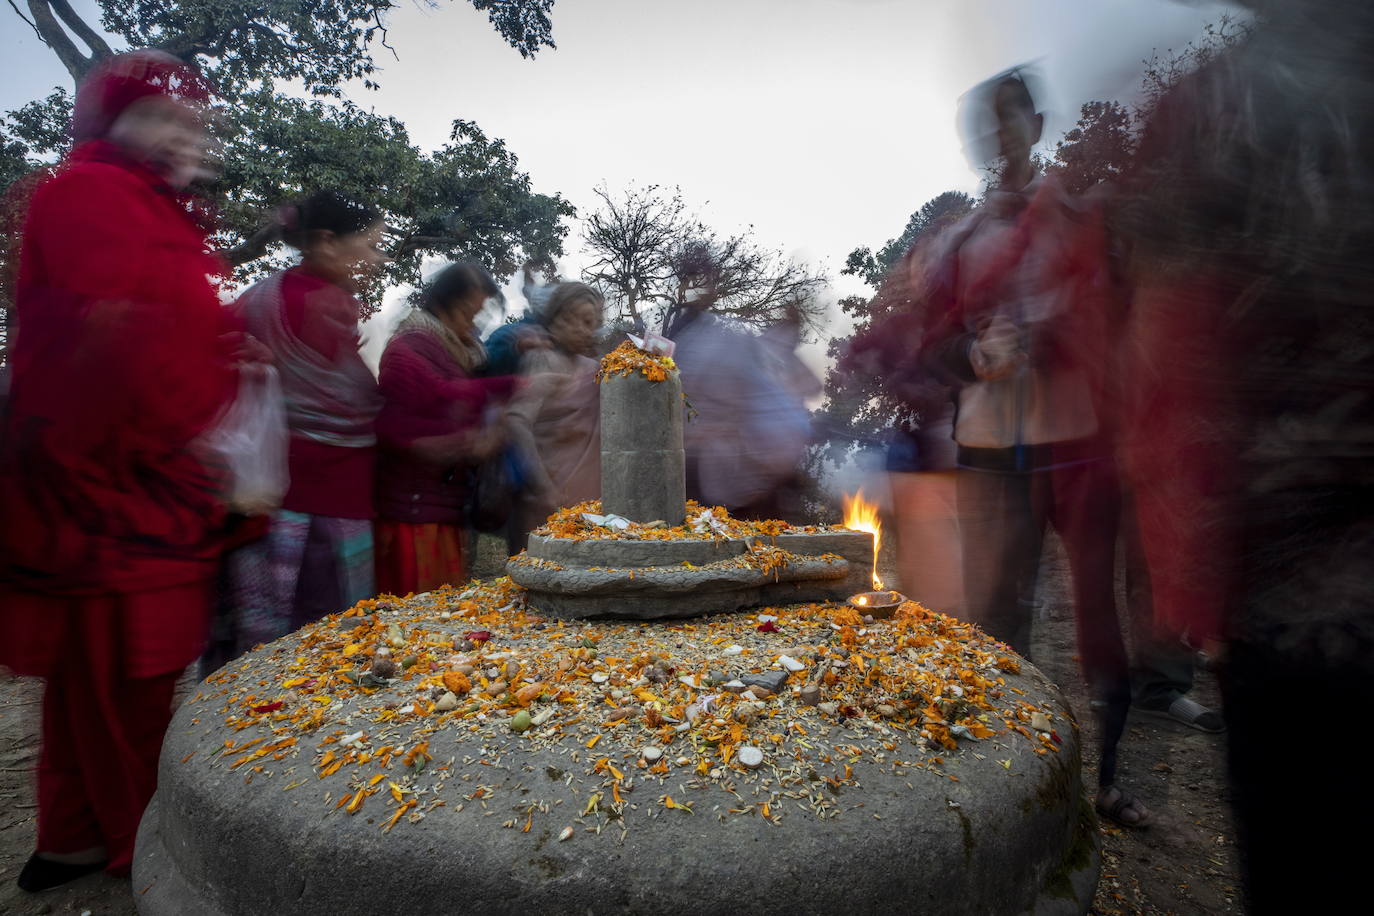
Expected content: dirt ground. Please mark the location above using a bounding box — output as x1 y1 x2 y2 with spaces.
0 534 1240 915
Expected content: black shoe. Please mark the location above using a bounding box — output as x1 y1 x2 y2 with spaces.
16 853 107 892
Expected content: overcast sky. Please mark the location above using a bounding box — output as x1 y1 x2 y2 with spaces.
2 0 1239 359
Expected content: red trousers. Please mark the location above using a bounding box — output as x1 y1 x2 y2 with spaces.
7 587 205 875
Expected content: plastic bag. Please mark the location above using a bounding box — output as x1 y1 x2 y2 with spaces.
203 364 290 515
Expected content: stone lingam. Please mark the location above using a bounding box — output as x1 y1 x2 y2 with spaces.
507 342 874 619
132 341 1099 916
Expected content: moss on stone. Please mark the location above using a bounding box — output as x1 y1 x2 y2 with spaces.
956 807 975 865
1043 795 1098 902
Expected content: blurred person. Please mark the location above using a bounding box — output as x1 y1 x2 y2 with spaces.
1122 495 1223 732
839 236 965 617
1097 188 1222 733
482 261 554 377
922 70 1144 825
216 191 386 660
665 272 815 522
0 51 241 889
758 304 823 408
1116 3 1374 908
374 262 516 592
507 282 604 545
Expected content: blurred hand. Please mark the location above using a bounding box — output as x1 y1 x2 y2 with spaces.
223 331 273 366
468 423 507 462
970 316 1025 380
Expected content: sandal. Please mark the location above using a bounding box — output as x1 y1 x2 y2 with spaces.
1137 695 1225 733
1096 785 1153 828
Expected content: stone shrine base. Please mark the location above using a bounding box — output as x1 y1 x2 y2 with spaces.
133 584 1098 916
508 529 875 619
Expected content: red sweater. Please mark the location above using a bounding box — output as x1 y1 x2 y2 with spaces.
375 326 515 523
275 266 376 519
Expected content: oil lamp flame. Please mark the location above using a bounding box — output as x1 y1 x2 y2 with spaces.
842 489 884 590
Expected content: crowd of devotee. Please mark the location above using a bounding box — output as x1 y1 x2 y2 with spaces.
1 3 1371 912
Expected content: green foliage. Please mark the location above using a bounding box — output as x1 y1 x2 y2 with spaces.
2 89 72 159
210 93 573 314
0 129 38 196
816 191 974 460
1047 17 1251 197
842 191 974 288
1047 101 1133 194
1138 16 1251 117
1 1 571 322
100 1 555 95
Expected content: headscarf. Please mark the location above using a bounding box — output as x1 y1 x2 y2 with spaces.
393 307 485 374
537 282 604 328
236 272 381 448
72 50 213 143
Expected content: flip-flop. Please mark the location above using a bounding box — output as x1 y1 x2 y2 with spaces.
1096 785 1153 829
1137 695 1225 733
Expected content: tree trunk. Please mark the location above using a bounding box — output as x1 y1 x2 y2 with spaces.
25 0 112 83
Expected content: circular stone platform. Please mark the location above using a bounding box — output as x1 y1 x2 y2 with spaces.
134 582 1099 916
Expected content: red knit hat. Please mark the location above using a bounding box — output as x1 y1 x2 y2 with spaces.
71 50 213 143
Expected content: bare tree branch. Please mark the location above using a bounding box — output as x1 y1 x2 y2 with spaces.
583 184 829 333
6 0 42 40
371 9 399 61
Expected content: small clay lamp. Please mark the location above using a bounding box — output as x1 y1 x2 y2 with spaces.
847 590 904 619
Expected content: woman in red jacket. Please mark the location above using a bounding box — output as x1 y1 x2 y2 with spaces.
374 262 516 594
218 191 386 660
0 52 239 889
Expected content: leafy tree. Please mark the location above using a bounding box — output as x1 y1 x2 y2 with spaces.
843 191 975 289
1046 101 1134 194
1046 16 1252 197
582 183 829 334
814 191 974 460
211 93 574 304
9 1 554 89
1 1 570 322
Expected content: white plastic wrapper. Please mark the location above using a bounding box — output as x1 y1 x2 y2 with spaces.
202 364 290 515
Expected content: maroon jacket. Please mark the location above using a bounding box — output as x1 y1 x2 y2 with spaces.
374 323 515 523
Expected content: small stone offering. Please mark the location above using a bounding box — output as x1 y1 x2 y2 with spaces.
741 671 788 694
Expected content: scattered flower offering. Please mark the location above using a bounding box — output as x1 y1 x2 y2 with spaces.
191 576 1058 843
535 500 816 543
